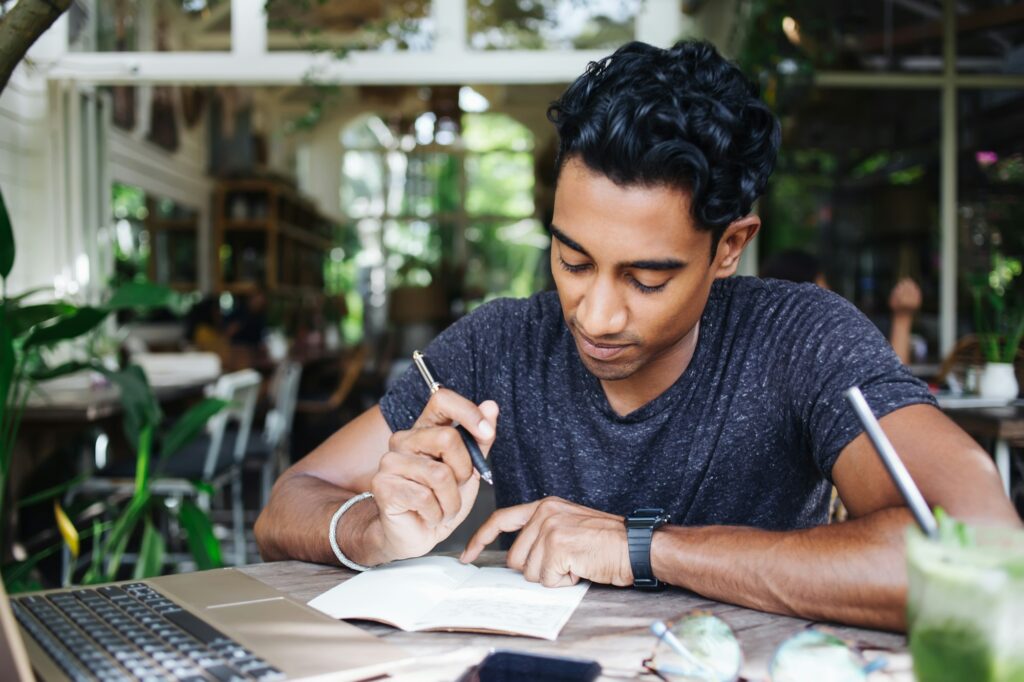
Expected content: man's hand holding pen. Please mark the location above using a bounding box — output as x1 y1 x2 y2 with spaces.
364 388 500 562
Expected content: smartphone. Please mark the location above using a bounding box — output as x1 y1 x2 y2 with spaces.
469 649 602 682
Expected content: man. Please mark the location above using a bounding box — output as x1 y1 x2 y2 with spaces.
255 41 1018 631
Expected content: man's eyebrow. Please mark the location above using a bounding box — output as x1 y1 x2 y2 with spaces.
549 223 686 271
625 258 686 271
549 224 590 257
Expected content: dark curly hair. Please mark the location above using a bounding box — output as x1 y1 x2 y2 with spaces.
548 40 780 254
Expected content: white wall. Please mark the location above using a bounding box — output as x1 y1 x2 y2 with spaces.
0 63 59 296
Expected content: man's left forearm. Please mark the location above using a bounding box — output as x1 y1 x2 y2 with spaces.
650 507 914 631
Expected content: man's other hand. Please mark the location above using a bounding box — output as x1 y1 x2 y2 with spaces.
369 390 499 562
461 497 634 587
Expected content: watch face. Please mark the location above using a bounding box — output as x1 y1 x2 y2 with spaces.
629 509 667 526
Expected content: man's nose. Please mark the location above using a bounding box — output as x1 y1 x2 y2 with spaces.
577 276 628 337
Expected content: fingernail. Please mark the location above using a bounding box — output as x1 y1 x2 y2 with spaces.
478 420 494 439
459 551 467 562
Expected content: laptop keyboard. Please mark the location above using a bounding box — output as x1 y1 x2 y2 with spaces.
13 582 286 682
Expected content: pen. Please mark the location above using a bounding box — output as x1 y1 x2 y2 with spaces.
844 386 938 539
412 350 494 485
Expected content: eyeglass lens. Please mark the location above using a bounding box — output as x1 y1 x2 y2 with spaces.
649 615 742 682
768 630 870 682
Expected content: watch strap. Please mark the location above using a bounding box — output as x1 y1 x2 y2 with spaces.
626 508 667 589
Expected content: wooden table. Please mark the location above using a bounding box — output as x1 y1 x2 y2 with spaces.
239 553 913 682
941 401 1024 497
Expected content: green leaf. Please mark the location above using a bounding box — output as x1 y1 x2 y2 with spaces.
132 516 166 579
95 365 162 446
0 307 14 417
103 492 150 579
6 286 53 304
17 473 88 508
105 282 176 311
23 307 107 348
160 399 228 462
7 303 76 338
27 360 89 382
0 187 14 280
177 499 223 570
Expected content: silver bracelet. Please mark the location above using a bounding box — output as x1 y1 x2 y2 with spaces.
328 492 375 572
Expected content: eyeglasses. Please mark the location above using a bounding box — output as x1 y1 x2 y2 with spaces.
642 612 889 682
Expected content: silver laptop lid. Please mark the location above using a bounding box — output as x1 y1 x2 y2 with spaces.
0 580 35 682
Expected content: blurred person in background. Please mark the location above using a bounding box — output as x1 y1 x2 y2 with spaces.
760 248 922 364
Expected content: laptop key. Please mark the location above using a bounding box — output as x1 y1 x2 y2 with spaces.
204 663 247 682
165 607 229 644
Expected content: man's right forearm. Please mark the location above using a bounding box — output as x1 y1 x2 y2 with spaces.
254 472 387 566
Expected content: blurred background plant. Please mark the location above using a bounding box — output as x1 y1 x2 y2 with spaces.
971 253 1024 364
1 186 226 592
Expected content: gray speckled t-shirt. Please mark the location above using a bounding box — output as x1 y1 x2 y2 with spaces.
379 276 936 530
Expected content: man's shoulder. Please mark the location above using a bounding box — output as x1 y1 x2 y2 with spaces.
712 276 857 322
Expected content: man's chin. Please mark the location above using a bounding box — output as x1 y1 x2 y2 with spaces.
578 353 639 381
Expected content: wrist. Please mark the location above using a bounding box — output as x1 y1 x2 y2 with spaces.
334 494 387 567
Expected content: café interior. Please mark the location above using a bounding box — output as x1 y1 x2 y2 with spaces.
1 0 1023 650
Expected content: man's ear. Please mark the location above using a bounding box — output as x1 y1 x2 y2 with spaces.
713 216 760 279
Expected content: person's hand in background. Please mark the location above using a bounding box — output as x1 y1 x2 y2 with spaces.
888 278 921 364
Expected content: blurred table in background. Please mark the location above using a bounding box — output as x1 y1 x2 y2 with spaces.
939 397 1024 498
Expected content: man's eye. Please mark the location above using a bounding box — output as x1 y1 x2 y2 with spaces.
558 256 590 273
629 277 667 294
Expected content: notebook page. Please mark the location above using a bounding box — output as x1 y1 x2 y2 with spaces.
307 556 478 630
413 567 589 640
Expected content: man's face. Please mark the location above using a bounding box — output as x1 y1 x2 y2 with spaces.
550 158 741 384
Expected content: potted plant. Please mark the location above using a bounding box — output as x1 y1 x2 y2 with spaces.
971 253 1024 401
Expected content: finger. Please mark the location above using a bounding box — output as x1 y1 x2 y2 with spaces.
461 502 538 563
414 389 497 448
377 451 462 523
389 425 475 483
505 508 549 571
371 471 445 527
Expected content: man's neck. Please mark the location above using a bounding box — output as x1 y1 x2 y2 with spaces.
600 322 700 416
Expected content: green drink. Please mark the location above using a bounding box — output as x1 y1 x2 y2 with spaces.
907 523 1024 682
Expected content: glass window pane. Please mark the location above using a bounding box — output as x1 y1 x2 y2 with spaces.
69 0 232 52
383 219 442 287
957 89 1024 357
736 1 945 75
760 88 941 361
956 2 1024 73
463 113 534 153
342 151 386 218
465 219 550 303
402 153 461 217
466 152 535 217
266 0 432 52
468 0 638 51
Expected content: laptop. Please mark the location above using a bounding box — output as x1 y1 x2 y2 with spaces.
1 567 408 681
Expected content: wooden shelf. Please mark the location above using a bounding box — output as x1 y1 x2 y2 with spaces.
146 197 199 289
213 177 336 294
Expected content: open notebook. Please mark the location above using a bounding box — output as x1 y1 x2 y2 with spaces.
308 556 589 641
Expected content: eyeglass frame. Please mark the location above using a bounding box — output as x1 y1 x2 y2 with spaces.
641 611 894 682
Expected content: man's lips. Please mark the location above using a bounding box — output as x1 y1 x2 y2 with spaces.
575 329 632 361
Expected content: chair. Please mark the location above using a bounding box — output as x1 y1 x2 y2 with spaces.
71 369 262 568
243 361 302 514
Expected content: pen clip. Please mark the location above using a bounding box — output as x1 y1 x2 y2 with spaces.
412 350 442 394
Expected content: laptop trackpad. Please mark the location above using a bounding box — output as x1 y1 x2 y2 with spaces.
202 598 408 678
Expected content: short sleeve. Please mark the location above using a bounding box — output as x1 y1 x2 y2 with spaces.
784 288 936 480
378 298 524 433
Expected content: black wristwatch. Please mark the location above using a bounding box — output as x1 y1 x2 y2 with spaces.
626 508 669 590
